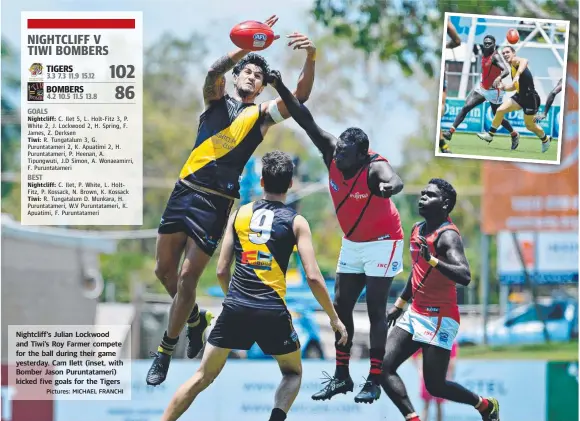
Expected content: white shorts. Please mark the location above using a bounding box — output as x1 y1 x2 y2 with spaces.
396 308 459 351
474 84 504 104
336 238 404 278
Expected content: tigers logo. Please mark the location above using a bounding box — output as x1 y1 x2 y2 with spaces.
29 63 43 78
27 82 44 101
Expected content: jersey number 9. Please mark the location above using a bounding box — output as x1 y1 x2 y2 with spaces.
249 209 275 245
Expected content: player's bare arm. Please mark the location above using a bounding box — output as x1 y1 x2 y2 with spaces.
260 33 316 131
421 230 471 286
293 214 348 345
491 52 510 87
511 56 529 82
368 160 404 198
269 70 337 167
446 20 461 49
215 213 237 295
536 78 563 121
386 272 412 327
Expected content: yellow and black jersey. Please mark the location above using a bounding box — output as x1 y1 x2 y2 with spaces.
224 200 298 310
179 94 265 198
511 63 534 95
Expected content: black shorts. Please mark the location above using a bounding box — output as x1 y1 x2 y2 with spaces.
158 181 233 256
208 303 301 356
512 91 541 115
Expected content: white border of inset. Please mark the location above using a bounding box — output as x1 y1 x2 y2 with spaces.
435 12 570 165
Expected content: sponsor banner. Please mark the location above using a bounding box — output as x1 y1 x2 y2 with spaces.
497 231 578 284
482 102 555 137
546 362 579 421
440 100 560 139
55 360 546 421
441 98 484 132
481 63 578 234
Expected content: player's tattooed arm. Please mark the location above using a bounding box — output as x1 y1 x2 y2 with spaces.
434 230 471 286
203 50 248 107
216 212 237 295
446 20 461 49
368 161 404 198
492 53 510 87
268 70 336 167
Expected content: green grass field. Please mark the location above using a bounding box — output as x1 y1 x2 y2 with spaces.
443 133 559 162
459 340 578 360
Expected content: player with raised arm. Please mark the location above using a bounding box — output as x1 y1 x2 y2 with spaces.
535 78 563 122
439 18 461 153
147 15 318 386
160 151 348 421
477 46 551 152
381 178 500 421
268 70 404 404
442 35 520 150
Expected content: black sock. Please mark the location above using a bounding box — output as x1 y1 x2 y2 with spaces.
187 304 200 327
269 408 287 421
489 127 497 135
158 331 178 356
541 134 548 142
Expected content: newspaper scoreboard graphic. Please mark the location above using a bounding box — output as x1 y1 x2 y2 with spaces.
21 12 143 225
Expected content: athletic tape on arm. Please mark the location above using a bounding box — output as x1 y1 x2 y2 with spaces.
268 101 285 124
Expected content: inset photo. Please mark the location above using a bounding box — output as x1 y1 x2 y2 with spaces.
437 13 570 164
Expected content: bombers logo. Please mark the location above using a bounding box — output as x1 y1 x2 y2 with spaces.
241 250 273 271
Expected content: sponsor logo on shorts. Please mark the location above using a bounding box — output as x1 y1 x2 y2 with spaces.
339 261 347 265
241 250 273 270
290 330 299 342
330 179 339 191
377 262 390 268
439 331 449 344
377 234 392 240
205 235 217 246
423 330 435 337
391 261 399 270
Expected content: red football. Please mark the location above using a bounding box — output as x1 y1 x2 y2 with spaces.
230 21 275 51
507 28 520 44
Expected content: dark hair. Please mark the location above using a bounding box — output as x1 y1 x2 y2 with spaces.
338 127 369 153
428 178 457 214
233 53 270 85
503 45 516 53
262 151 294 194
483 34 496 43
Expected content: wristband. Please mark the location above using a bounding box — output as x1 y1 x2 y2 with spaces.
394 297 407 310
428 256 439 267
308 51 317 61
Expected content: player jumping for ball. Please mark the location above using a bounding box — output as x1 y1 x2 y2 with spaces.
440 18 462 154
160 151 347 421
382 178 500 421
443 35 520 150
268 70 405 404
147 15 318 386
535 78 563 122
477 46 551 152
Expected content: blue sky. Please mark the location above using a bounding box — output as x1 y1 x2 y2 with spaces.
2 0 428 167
